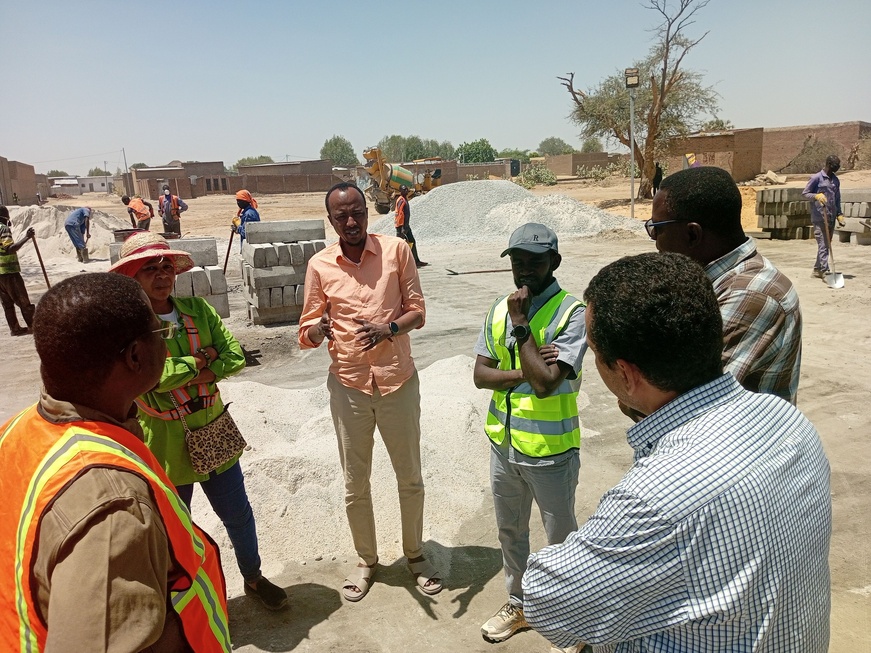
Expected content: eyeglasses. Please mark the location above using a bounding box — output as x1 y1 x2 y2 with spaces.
118 322 179 354
644 219 688 239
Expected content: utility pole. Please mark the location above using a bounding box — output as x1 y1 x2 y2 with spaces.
624 68 640 221
122 147 130 195
104 160 109 195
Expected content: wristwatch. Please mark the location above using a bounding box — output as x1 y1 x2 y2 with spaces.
510 324 531 342
389 321 399 335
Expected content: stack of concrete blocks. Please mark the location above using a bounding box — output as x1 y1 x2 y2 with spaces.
108 237 230 317
835 189 871 246
755 188 813 240
240 220 328 325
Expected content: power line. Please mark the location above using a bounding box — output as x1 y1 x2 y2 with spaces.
31 150 123 165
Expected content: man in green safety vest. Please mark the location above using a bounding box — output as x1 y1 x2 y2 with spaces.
473 223 587 652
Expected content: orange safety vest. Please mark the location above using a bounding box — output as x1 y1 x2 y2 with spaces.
160 194 181 219
0 406 231 652
394 195 408 229
128 197 151 222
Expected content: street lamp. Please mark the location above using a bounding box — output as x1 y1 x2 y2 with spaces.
625 68 640 221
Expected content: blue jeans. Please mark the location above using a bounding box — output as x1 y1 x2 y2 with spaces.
65 224 85 250
176 461 262 582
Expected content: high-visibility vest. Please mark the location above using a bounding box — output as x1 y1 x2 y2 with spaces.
483 290 584 457
394 196 408 228
128 197 150 221
0 226 20 274
0 405 231 652
160 194 181 219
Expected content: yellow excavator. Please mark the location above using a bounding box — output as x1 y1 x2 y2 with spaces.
359 147 443 214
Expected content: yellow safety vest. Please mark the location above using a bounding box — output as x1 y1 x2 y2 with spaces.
483 290 583 457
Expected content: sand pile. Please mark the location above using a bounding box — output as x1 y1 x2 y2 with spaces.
370 180 645 243
192 355 496 581
8 205 128 265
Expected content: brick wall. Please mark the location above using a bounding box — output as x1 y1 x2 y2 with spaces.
6 160 38 205
762 121 871 172
665 128 763 181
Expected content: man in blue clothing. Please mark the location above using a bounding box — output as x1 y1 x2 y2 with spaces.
234 189 260 249
64 207 91 262
802 155 845 278
522 252 831 653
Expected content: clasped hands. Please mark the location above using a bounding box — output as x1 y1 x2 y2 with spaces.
313 300 392 352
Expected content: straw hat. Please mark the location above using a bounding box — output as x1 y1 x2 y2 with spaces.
109 231 195 277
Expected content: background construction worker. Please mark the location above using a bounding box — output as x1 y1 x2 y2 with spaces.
234 189 260 249
473 223 587 653
803 154 845 279
0 205 36 336
64 206 91 262
158 184 188 235
394 185 428 268
122 195 155 230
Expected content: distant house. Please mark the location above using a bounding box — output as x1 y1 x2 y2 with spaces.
76 175 114 194
49 177 81 196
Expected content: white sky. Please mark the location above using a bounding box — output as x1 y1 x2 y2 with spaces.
1 0 868 175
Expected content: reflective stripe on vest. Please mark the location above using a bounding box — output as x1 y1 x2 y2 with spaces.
135 314 216 420
0 406 230 652
483 290 584 457
128 197 150 221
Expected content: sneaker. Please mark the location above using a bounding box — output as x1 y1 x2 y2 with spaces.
244 576 288 611
481 602 529 642
550 644 588 653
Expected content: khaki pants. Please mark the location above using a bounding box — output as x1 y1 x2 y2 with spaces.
327 372 425 565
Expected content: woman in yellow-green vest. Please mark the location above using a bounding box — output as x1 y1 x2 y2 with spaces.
472 223 588 645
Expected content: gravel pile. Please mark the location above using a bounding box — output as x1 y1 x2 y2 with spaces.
371 180 645 243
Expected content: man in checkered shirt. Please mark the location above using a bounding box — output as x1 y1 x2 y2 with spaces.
646 166 801 404
522 252 831 652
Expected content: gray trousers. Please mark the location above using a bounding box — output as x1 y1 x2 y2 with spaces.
813 218 836 271
490 448 579 607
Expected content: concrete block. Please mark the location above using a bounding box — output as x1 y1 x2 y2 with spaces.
782 187 805 202
300 241 316 261
241 242 274 269
841 189 871 203
289 243 303 265
276 243 291 266
295 284 304 305
270 287 284 307
247 304 303 326
249 265 308 289
755 192 763 215
851 232 871 246
282 285 297 306
245 283 271 309
203 293 230 318
837 230 851 243
190 267 211 297
174 271 194 297
313 239 327 253
205 265 228 295
171 238 219 267
244 220 326 245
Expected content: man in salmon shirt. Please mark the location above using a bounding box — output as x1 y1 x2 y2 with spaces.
299 182 442 603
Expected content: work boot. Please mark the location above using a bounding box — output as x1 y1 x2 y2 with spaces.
481 602 529 642
81 248 90 263
75 248 83 262
244 575 288 611
812 269 824 279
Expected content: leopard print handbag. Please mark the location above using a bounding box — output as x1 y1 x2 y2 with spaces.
169 394 247 476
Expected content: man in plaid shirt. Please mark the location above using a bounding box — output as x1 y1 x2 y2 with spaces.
647 166 801 404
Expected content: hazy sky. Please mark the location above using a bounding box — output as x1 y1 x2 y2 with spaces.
2 0 868 176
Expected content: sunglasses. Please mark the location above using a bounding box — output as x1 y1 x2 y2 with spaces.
118 321 179 354
644 219 689 239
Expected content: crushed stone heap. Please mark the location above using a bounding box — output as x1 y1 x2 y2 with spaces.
370 180 645 243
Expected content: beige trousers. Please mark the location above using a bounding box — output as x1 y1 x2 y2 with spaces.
327 372 425 565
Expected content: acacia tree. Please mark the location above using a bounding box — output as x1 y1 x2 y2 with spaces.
320 135 359 166
538 137 575 156
559 0 718 198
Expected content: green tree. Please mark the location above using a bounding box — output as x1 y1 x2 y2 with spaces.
538 137 576 156
88 167 110 177
376 135 454 162
233 155 275 171
581 137 603 153
498 148 532 163
699 116 734 132
559 0 718 198
320 135 360 166
46 169 69 177
455 138 498 163
129 162 148 169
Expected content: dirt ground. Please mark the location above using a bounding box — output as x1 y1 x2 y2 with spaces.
3 175 870 652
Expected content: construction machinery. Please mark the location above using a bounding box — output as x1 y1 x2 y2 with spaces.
358 147 443 214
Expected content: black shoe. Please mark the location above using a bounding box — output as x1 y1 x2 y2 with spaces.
244 576 288 611
416 261 429 268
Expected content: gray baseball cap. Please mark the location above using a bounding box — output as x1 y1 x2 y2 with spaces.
500 223 559 257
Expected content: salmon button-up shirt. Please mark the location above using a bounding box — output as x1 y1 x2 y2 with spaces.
299 233 425 395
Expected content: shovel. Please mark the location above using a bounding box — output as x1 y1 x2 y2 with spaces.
820 205 845 289
446 268 511 276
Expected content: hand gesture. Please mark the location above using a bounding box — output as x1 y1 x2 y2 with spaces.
319 299 334 341
539 343 559 365
353 317 389 352
506 286 531 323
